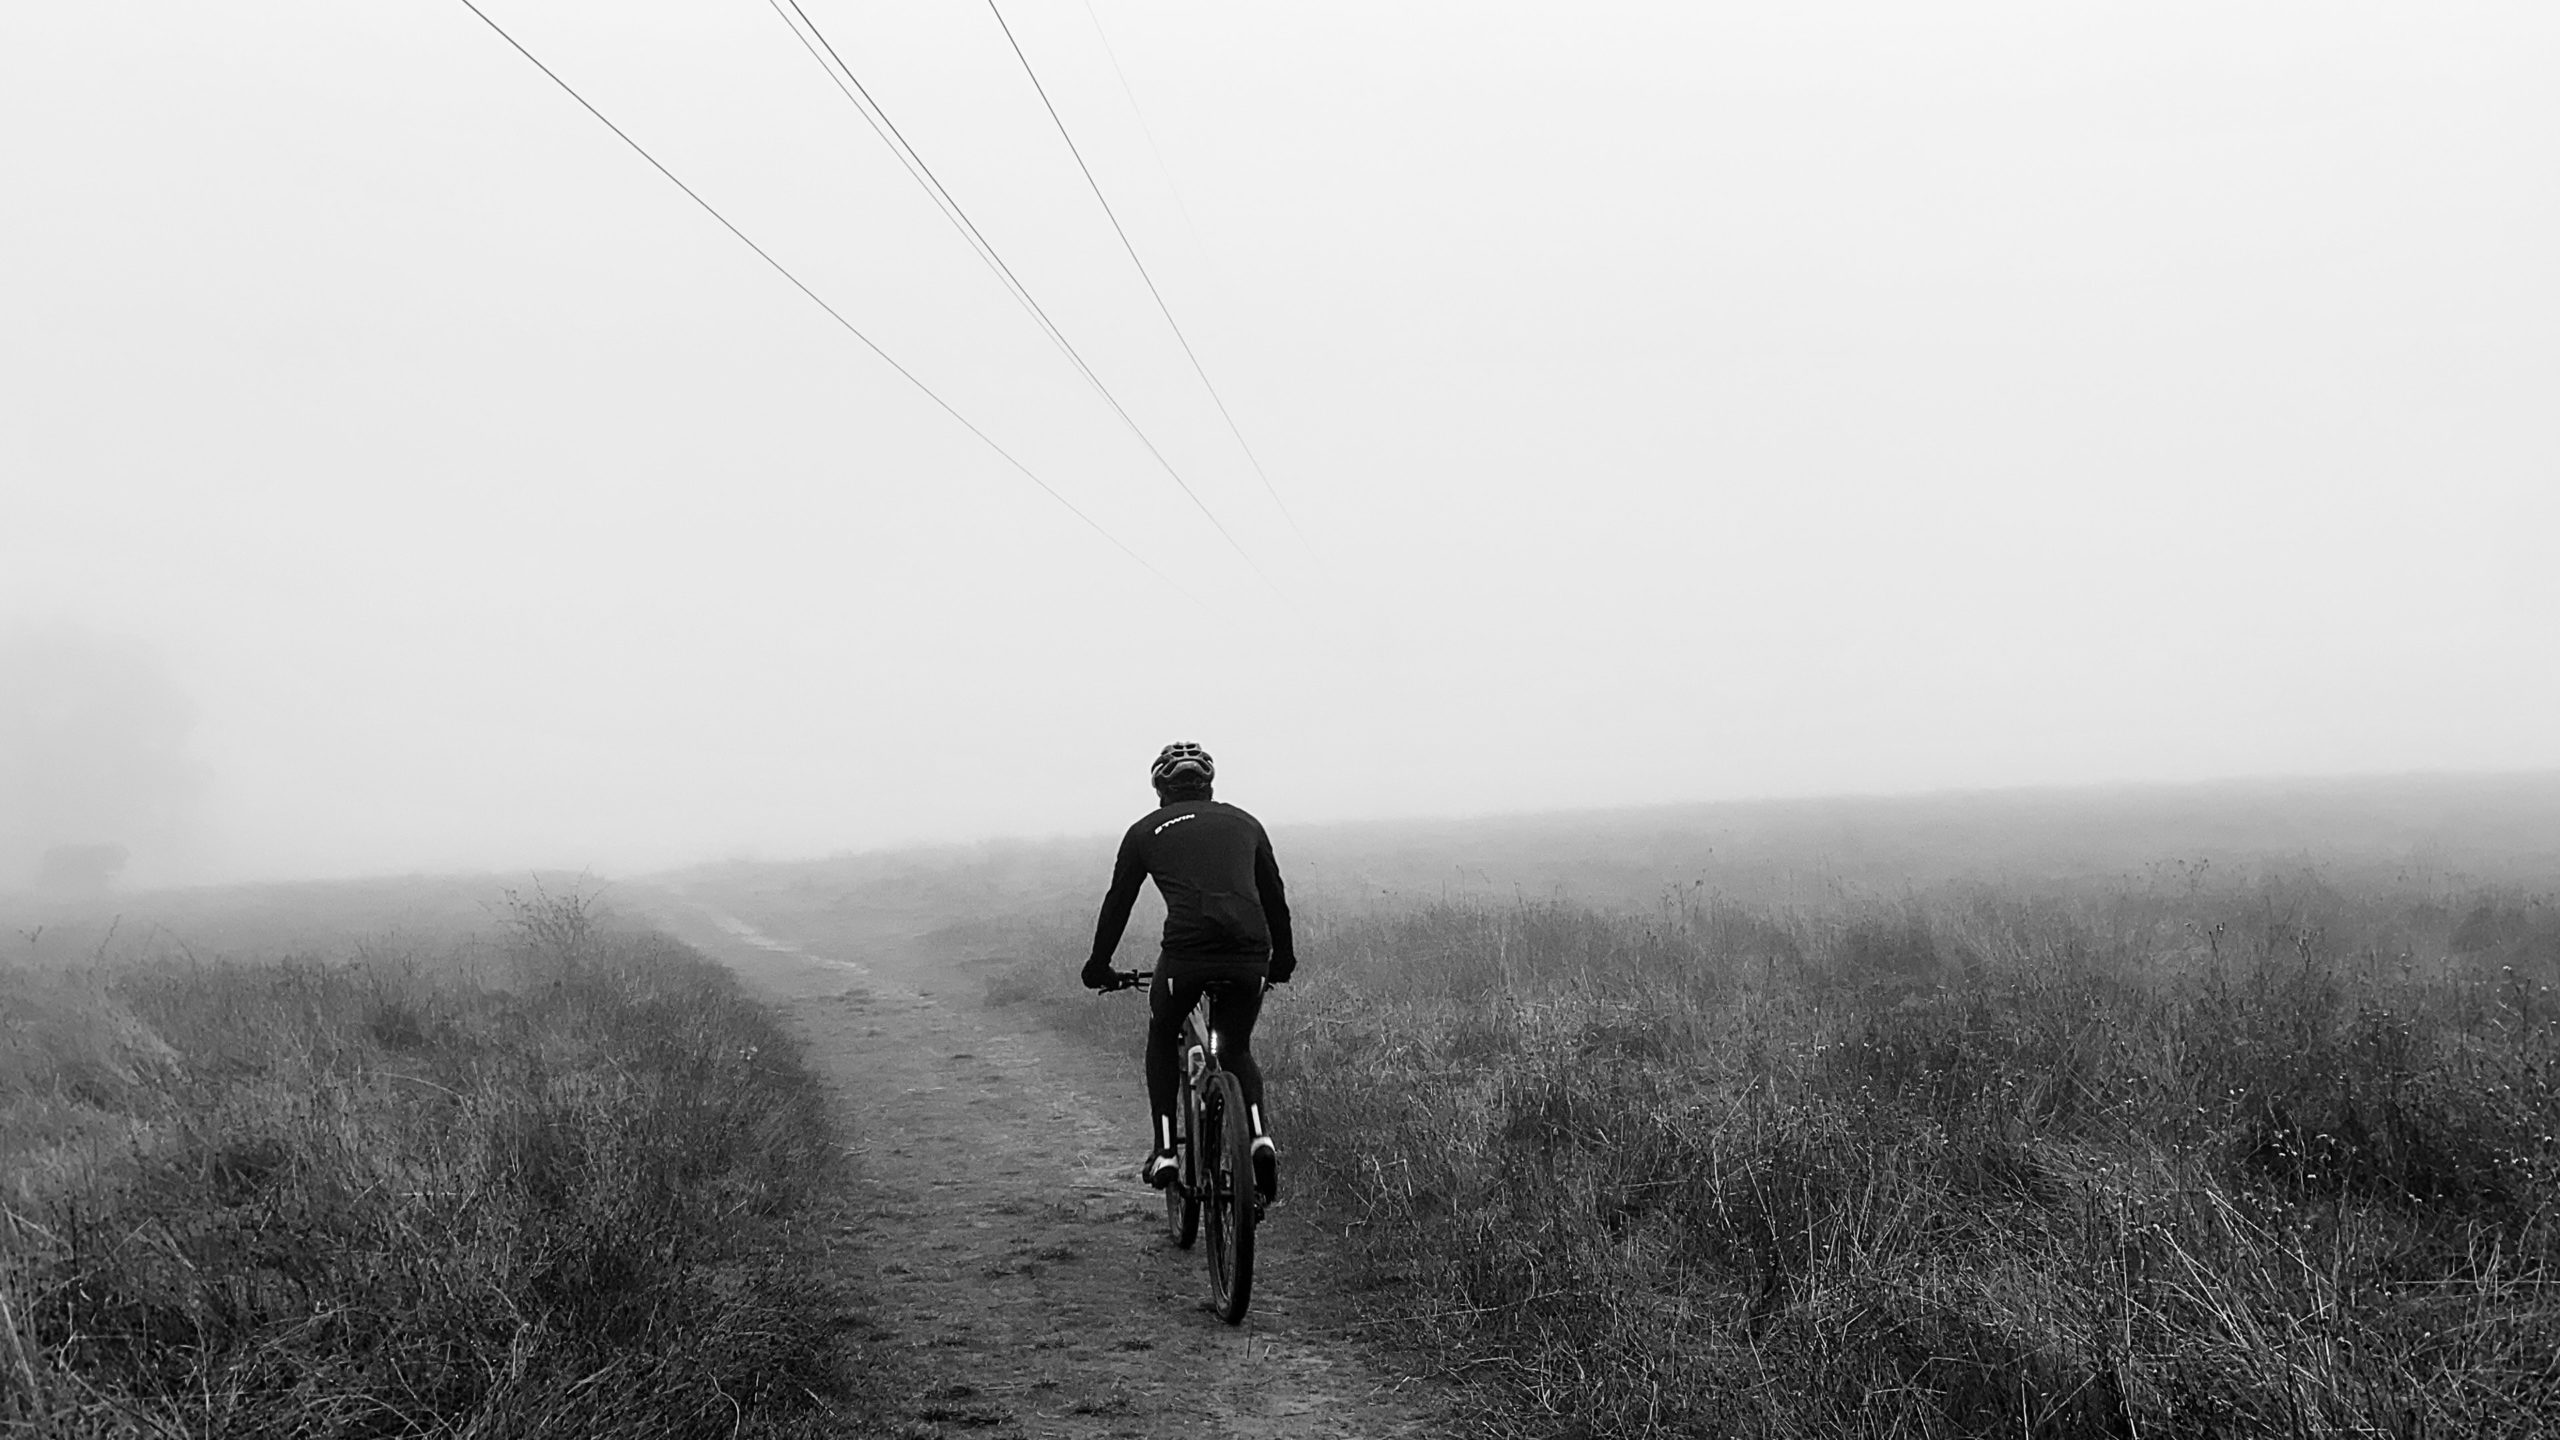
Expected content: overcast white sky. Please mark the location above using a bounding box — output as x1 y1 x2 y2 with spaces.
4 1 2554 882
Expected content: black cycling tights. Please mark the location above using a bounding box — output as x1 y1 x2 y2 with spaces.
1146 968 1265 1126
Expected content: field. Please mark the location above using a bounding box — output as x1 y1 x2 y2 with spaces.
0 880 877 1438
1263 881 2560 1436
7 774 2556 1437
688 773 2560 1438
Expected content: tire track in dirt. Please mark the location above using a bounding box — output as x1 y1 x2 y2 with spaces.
653 901 1439 1440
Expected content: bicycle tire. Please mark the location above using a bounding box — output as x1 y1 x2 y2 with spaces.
1202 1070 1256 1323
1165 1072 1200 1248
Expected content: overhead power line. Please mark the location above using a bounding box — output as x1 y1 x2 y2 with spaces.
1078 0 1208 257
758 0 1279 596
766 0 1047 351
450 0 1186 596
985 1 1309 550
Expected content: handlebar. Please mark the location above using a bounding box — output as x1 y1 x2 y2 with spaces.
1098 969 1278 998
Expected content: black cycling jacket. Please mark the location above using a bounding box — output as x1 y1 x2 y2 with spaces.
1088 799 1296 980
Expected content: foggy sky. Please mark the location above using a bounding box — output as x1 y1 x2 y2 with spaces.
4 2 2554 882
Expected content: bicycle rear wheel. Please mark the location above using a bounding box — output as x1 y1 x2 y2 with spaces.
1164 1074 1199 1248
1202 1070 1256 1324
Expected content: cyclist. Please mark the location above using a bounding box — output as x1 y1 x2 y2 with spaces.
1083 741 1294 1201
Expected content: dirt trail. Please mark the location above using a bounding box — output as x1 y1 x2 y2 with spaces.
653 902 1439 1440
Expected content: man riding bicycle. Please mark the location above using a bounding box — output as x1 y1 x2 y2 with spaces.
1083 742 1294 1201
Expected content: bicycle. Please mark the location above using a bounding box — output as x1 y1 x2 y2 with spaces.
1103 969 1264 1324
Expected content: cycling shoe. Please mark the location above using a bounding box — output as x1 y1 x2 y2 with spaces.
1249 1135 1278 1204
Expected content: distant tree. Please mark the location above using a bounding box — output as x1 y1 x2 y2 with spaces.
36 842 129 895
0 622 205 890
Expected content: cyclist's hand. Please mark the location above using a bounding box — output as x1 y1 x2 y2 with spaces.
1080 959 1116 992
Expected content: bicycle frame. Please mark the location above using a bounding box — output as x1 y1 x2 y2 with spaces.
1113 969 1261 1323
1172 1003 1219 1191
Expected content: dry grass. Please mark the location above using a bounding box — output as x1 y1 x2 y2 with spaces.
987 874 2560 1438
0 887 868 1439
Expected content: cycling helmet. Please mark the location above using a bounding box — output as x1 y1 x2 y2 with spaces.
1150 741 1215 788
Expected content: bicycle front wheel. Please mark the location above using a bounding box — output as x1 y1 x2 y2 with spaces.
1165 1074 1200 1249
1202 1070 1256 1324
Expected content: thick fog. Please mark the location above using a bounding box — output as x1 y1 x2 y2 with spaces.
4 2 2554 884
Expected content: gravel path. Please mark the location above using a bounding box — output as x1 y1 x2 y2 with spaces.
657 902 1440 1440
